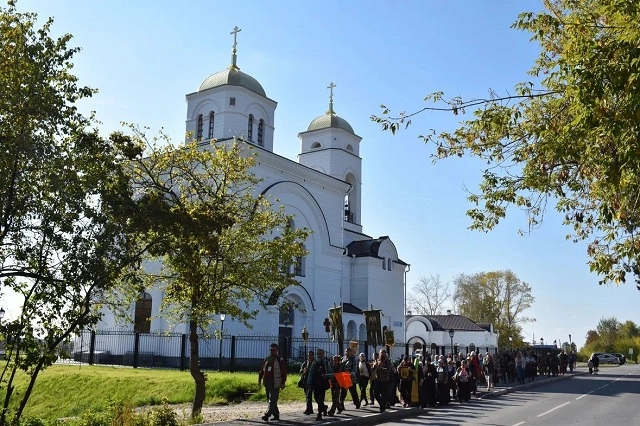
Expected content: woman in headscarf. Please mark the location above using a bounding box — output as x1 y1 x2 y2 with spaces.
455 359 472 403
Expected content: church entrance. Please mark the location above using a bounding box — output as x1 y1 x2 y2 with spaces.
278 306 294 360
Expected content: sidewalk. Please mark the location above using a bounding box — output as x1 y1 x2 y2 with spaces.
204 370 585 426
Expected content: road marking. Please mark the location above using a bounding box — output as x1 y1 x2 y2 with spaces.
512 422 526 426
537 401 570 417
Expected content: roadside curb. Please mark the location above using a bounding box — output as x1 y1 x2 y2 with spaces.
328 406 423 425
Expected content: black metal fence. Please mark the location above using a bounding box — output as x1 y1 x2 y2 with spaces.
67 329 386 371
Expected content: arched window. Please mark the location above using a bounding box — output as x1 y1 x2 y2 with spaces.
294 244 305 277
346 320 357 340
346 144 353 152
311 142 321 149
208 111 215 139
344 173 357 223
247 114 254 141
134 292 152 333
358 323 367 342
257 119 264 146
196 114 203 140
279 303 295 326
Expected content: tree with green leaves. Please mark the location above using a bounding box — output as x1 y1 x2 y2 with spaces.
115 129 310 419
452 270 534 348
618 320 640 339
0 4 139 424
595 316 620 352
373 0 640 287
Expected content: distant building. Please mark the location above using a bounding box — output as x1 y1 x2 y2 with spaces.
406 311 499 356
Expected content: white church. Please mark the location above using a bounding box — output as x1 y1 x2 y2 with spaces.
91 27 409 365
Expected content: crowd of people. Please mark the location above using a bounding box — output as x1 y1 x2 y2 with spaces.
258 343 578 422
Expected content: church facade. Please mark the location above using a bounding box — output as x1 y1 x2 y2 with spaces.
96 27 409 359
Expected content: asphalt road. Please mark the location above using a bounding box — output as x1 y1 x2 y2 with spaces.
380 364 640 426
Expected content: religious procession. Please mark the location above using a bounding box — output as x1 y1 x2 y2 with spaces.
259 306 581 422
292 347 505 423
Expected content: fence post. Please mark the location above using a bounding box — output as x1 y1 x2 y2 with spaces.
230 335 236 372
405 342 409 356
284 337 289 363
133 332 140 369
89 330 96 365
180 334 187 371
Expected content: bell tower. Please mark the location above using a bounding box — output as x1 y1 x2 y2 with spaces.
298 83 362 232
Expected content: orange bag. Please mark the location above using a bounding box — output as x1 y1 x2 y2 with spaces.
335 372 353 389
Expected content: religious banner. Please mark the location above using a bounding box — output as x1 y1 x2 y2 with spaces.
384 328 395 346
328 304 344 347
363 308 383 346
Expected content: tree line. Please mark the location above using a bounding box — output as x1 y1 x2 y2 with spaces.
583 317 640 362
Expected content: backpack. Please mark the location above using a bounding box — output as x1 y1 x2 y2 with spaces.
398 364 412 380
313 359 330 390
377 360 391 382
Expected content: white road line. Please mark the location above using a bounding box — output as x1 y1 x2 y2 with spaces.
537 401 570 417
577 374 626 400
512 422 526 426
576 391 593 400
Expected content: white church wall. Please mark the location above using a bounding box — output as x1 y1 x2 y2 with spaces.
186 86 276 150
88 37 410 365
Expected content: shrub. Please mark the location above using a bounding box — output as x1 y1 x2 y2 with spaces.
148 400 178 426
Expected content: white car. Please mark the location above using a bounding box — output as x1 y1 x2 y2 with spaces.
597 353 620 364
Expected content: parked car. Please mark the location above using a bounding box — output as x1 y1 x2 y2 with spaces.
597 353 620 364
610 353 626 364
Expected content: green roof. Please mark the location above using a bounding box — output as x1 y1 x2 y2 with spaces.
199 68 266 97
307 112 354 134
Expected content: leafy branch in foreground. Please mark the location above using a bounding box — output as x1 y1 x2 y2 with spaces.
372 0 640 286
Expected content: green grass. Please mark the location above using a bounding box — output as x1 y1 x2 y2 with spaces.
3 364 305 422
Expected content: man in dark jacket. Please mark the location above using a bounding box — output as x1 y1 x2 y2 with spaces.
307 348 332 421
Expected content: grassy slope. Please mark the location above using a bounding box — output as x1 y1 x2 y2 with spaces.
7 364 304 421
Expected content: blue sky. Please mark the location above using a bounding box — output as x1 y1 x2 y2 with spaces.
13 0 638 350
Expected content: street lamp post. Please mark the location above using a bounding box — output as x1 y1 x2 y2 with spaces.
568 334 572 350
218 313 226 371
509 335 513 352
448 329 455 355
301 325 309 361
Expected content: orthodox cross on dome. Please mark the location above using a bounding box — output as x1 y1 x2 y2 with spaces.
327 82 336 114
229 26 242 70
